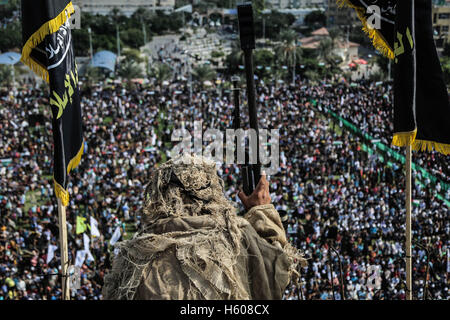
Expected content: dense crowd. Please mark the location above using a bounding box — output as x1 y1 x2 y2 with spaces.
325 83 450 185
0 73 448 300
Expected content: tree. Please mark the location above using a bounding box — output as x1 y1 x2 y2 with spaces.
443 42 450 57
328 27 342 51
276 30 302 68
254 49 275 80
84 66 104 85
254 49 275 67
118 60 144 80
252 0 268 13
304 11 326 28
315 38 342 79
150 63 173 85
192 65 217 89
225 41 244 75
254 11 296 40
0 0 19 21
121 28 145 49
375 54 390 75
0 20 21 52
211 50 225 59
0 65 13 87
317 38 333 62
72 28 90 57
118 48 144 80
192 65 217 82
440 56 450 86
304 70 320 82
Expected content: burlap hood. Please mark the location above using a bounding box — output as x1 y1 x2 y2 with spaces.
102 155 305 300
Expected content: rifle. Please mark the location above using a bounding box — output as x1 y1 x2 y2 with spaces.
237 2 261 196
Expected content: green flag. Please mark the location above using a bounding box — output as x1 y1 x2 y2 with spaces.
76 216 88 234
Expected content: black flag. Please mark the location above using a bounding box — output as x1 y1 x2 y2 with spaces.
338 0 450 155
21 0 83 206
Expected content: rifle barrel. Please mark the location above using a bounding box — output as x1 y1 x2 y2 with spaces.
232 79 240 130
243 49 261 185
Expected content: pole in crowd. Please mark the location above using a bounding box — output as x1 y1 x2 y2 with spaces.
328 254 335 300
20 0 84 300
262 15 265 42
142 21 147 45
88 27 93 61
237 2 261 196
405 145 412 300
10 64 15 89
292 39 296 87
232 75 240 131
414 241 431 300
186 52 193 103
57 199 70 299
116 24 121 61
330 245 345 300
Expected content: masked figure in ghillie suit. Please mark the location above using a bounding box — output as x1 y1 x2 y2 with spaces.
102 155 306 300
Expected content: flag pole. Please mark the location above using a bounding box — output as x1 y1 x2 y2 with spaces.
405 145 412 300
57 198 70 300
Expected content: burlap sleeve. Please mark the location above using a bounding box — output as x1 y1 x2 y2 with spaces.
244 204 288 248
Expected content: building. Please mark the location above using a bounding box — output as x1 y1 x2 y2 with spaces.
299 27 360 62
432 1 450 48
266 0 291 9
326 0 358 27
73 0 175 17
267 0 327 9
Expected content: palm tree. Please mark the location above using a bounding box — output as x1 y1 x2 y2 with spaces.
150 63 173 85
317 38 333 62
192 65 216 82
117 48 145 81
328 27 342 51
192 64 217 89
276 30 302 67
118 60 144 81
225 40 244 75
0 65 13 87
142 47 152 77
279 29 296 45
276 30 302 83
84 65 103 85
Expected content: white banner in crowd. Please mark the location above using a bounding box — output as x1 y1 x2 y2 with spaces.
69 265 81 291
86 250 95 263
110 226 121 246
75 250 87 268
90 216 101 238
46 244 58 264
83 233 90 252
82 233 95 263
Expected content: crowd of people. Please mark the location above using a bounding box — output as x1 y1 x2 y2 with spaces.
325 83 450 186
0 71 448 300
